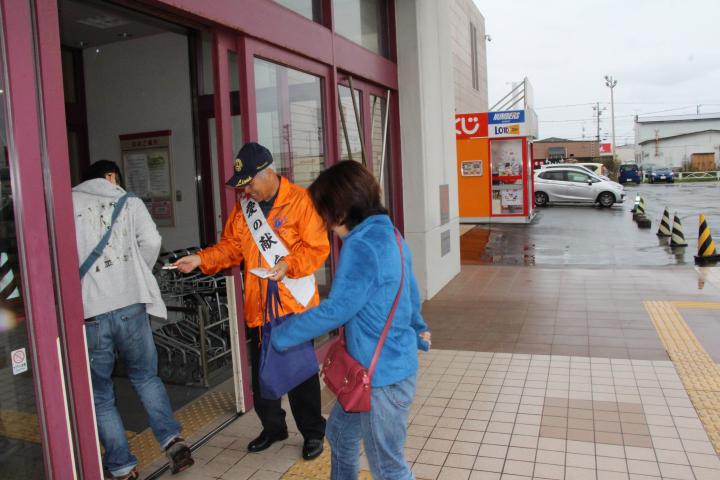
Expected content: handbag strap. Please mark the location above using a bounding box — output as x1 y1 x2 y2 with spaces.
265 279 282 324
79 192 133 279
367 229 405 380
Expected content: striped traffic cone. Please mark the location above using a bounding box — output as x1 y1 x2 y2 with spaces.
630 194 640 213
633 197 646 221
656 208 672 237
695 214 720 264
670 213 688 248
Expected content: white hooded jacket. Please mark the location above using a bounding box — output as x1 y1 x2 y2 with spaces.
72 178 167 319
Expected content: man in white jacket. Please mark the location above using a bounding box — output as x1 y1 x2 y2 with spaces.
73 160 193 479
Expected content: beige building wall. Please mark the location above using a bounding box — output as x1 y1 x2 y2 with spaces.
533 140 600 161
449 0 488 114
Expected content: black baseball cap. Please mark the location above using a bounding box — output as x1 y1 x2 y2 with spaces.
226 142 274 187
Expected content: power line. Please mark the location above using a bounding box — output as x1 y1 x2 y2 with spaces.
539 105 702 124
534 103 596 110
534 101 720 109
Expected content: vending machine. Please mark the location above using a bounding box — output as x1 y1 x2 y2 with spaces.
456 109 537 224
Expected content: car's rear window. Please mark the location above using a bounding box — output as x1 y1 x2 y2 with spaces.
620 165 638 172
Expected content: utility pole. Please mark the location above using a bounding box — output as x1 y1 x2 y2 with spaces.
697 104 702 115
592 102 606 155
604 75 618 161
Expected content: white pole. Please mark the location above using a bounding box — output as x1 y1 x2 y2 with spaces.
604 75 618 162
610 85 616 160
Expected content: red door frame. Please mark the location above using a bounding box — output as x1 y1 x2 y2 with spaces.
211 29 255 412
7 0 404 473
33 0 106 476
1 0 82 477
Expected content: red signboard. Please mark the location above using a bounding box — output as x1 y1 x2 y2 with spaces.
599 143 612 155
455 112 488 139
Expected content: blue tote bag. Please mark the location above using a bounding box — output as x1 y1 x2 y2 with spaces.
258 280 319 400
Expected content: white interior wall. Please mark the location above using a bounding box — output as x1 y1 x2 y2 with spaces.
83 32 200 251
396 0 461 300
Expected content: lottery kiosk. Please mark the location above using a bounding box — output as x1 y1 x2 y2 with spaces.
456 109 537 223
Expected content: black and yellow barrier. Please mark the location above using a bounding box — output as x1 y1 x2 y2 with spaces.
670 213 688 248
695 214 720 264
657 208 672 237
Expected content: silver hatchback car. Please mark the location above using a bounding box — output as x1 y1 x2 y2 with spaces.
534 167 625 207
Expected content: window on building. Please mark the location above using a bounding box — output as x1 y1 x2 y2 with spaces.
337 85 363 162
254 58 325 187
333 0 388 57
470 22 479 91
274 0 322 22
370 93 391 209
254 57 332 298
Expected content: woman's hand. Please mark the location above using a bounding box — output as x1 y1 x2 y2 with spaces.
419 331 432 349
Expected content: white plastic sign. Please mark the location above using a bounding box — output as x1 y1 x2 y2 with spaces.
11 347 28 375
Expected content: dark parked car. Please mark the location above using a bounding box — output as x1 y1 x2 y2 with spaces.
650 168 674 183
618 164 642 184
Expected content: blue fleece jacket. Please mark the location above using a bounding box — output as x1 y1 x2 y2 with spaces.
271 215 429 387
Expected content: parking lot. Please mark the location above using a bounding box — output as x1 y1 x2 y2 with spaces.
461 182 720 267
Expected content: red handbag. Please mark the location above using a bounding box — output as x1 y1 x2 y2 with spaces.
321 230 405 412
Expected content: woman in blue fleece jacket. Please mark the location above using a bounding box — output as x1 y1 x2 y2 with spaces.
272 161 430 480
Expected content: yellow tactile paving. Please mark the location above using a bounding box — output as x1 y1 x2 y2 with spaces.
0 389 235 471
0 409 137 445
672 301 720 310
0 409 41 444
281 440 372 479
644 300 720 453
131 390 236 470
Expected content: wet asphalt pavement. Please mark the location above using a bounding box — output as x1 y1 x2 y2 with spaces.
461 182 720 267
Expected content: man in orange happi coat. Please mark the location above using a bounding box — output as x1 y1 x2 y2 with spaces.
175 142 329 461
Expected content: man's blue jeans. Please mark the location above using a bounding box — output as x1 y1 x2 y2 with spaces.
86 303 181 477
327 374 416 480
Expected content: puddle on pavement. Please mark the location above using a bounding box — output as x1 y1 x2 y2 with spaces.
461 220 694 267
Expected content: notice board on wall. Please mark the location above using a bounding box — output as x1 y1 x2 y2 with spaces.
119 130 174 227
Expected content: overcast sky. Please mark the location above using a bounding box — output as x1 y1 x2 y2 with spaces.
474 0 720 145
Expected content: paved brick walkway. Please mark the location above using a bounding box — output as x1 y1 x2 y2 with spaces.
149 264 720 479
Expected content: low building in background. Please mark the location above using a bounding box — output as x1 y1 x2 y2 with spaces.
635 113 720 170
532 137 600 167
615 144 636 164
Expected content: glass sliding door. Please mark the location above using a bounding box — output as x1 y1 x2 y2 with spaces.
0 60 46 478
254 58 326 188
0 1 79 477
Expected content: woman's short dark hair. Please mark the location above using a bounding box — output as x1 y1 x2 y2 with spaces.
82 160 122 183
308 160 388 231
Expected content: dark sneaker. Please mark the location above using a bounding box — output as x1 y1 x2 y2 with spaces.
165 437 194 474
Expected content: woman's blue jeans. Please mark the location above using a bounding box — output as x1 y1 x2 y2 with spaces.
327 374 416 480
86 303 180 477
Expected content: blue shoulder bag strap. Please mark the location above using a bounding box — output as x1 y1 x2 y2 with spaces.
79 193 133 279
